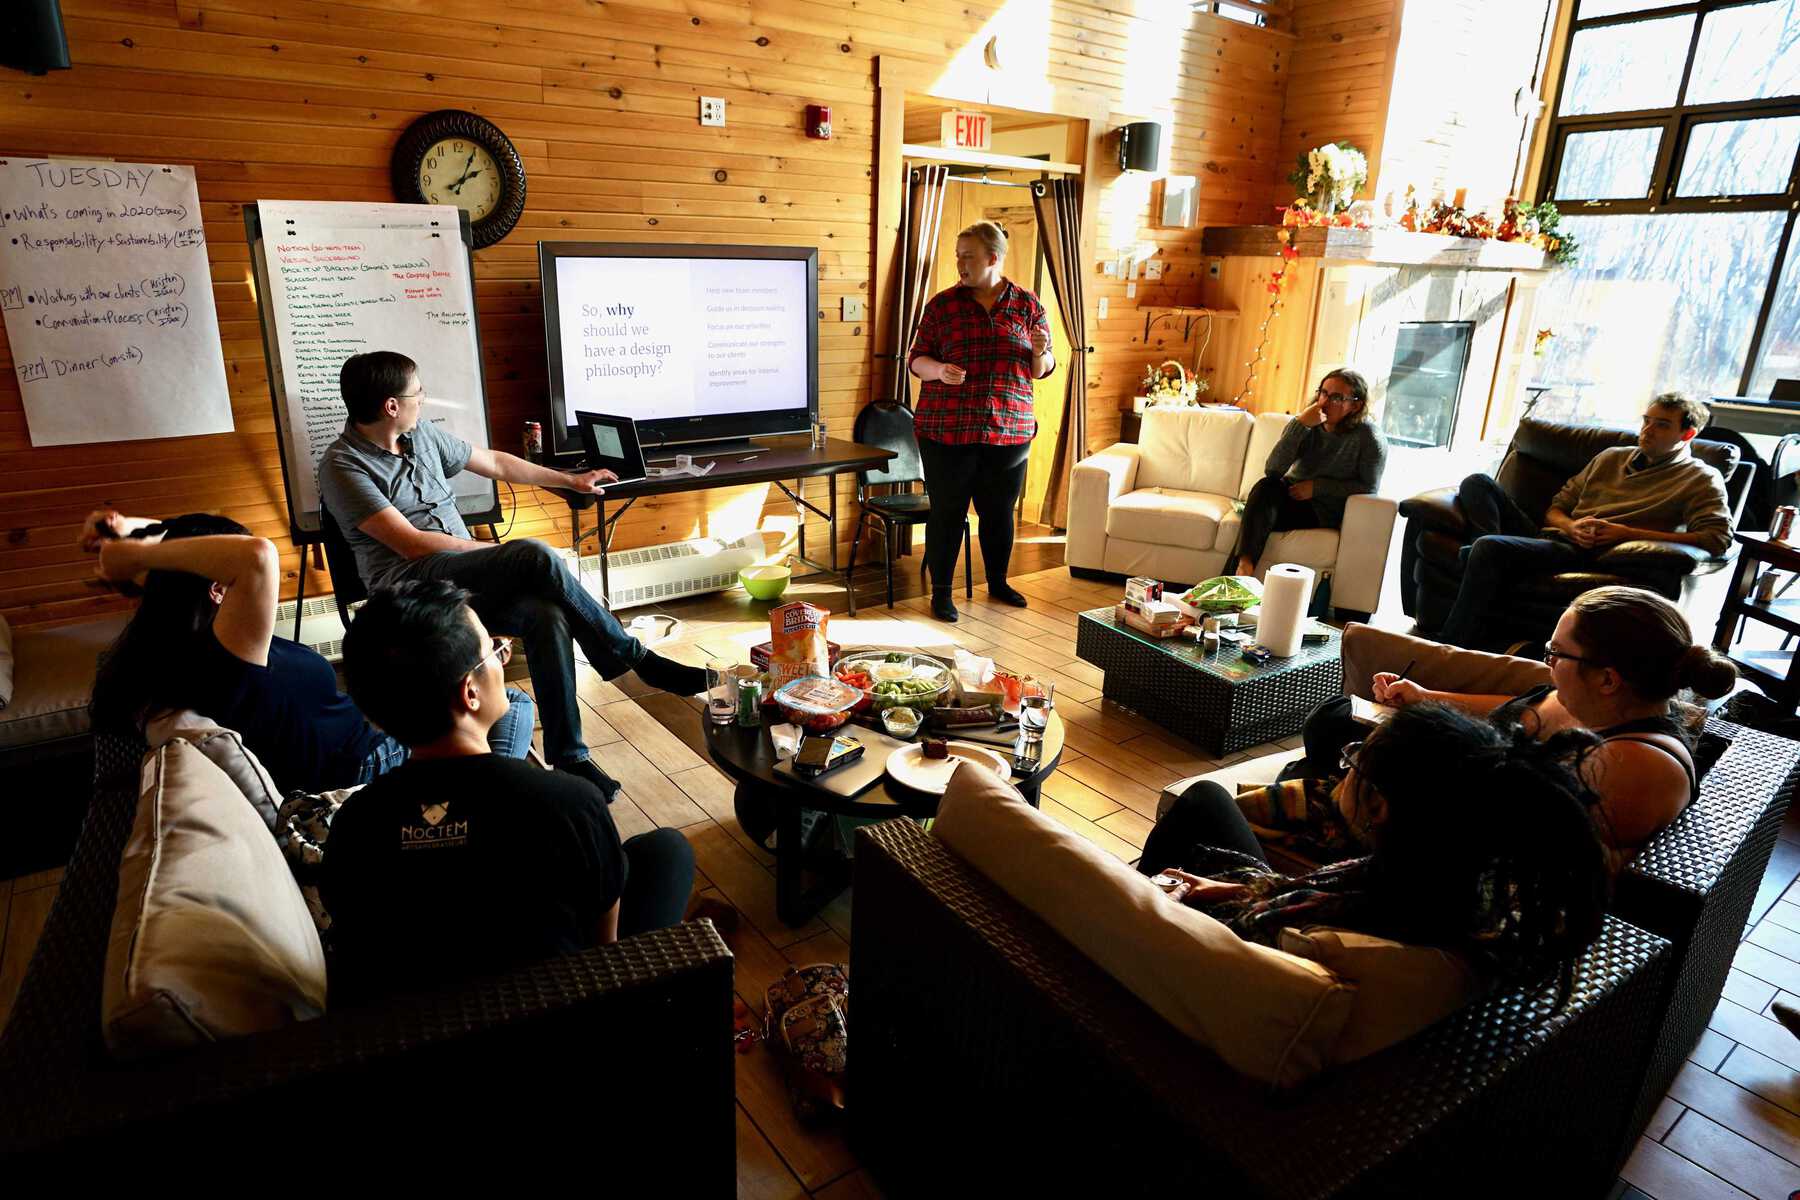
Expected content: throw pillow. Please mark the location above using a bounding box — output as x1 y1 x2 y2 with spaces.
932 761 1355 1089
103 739 327 1058
144 709 283 829
1278 925 1485 1064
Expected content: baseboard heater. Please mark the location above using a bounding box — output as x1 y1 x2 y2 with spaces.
280 532 775 660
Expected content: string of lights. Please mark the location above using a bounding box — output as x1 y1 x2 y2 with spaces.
1231 227 1299 408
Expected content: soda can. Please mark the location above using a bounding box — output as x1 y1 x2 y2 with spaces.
1773 505 1797 543
736 676 764 727
522 420 544 463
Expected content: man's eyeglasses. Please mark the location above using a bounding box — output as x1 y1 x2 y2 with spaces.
1339 740 1365 773
1543 644 1598 668
467 635 512 676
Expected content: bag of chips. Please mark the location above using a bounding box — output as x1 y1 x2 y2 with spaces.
767 601 832 688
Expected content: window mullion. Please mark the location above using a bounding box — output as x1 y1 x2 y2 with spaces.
1737 209 1797 397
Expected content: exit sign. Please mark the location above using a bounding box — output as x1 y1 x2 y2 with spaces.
941 111 992 151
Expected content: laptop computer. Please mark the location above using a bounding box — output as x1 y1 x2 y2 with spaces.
575 411 649 486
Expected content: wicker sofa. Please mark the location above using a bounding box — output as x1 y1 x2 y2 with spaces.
849 817 1671 1198
0 732 737 1174
1155 623 1800 1175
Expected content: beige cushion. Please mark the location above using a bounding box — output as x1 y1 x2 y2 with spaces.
933 761 1355 1088
1106 488 1236 550
1138 407 1254 495
1157 747 1305 820
1238 412 1296 499
103 739 326 1059
1340 623 1549 702
0 612 129 749
144 710 284 829
1279 926 1485 1063
0 612 13 710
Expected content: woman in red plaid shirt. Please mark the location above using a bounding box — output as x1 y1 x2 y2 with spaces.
908 220 1055 623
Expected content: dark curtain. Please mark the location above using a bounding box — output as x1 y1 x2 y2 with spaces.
890 164 950 407
1031 177 1087 529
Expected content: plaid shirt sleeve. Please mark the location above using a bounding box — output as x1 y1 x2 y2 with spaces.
909 281 1044 446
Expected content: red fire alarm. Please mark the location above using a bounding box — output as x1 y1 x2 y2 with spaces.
806 104 831 140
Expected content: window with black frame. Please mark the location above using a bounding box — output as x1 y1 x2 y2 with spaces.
1532 0 1799 427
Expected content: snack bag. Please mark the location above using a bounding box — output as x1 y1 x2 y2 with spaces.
768 601 832 688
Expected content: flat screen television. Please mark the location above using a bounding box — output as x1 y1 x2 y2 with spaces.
539 241 818 459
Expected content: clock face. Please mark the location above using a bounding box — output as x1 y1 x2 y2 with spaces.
418 138 501 220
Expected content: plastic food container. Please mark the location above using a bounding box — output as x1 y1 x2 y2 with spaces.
881 706 922 738
832 650 952 715
773 675 864 734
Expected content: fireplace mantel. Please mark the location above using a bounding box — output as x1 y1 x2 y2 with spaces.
1201 224 1552 271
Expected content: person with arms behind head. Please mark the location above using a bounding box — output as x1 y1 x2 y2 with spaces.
1438 392 1731 649
907 220 1055 623
317 350 708 799
83 510 533 793
1233 368 1386 578
322 580 696 1003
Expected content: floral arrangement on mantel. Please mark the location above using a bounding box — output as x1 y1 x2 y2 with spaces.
1288 141 1368 216
1139 359 1206 407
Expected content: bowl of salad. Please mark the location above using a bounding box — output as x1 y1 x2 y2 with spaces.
833 650 953 717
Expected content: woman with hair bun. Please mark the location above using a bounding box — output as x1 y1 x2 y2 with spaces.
1375 585 1736 868
907 219 1055 623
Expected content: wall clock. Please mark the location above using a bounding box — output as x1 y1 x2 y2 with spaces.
390 109 527 249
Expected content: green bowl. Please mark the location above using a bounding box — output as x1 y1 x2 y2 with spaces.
739 564 792 600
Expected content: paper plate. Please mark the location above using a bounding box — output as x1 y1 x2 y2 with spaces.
885 740 1012 795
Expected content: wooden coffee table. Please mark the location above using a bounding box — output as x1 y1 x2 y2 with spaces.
1074 606 1342 755
704 712 1064 926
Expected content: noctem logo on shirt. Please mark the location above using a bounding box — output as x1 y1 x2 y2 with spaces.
401 801 467 849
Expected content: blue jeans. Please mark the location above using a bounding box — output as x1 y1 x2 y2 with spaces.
356 685 536 784
396 539 645 766
1439 535 1585 648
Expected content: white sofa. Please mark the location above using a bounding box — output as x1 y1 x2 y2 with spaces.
1067 407 1397 618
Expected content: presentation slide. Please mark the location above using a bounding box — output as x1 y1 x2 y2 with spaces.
554 256 808 423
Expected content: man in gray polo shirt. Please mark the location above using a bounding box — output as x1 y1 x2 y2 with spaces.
318 350 707 797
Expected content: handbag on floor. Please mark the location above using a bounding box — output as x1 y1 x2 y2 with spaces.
763 963 849 1121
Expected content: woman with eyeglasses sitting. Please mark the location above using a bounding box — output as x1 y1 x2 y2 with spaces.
84 509 536 794
1371 585 1736 869
1138 703 1611 997
1232 368 1387 579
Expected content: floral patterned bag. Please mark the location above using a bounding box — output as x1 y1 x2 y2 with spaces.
763 963 849 1120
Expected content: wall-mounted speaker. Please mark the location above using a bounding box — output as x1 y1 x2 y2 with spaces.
2 0 71 76
1118 121 1163 173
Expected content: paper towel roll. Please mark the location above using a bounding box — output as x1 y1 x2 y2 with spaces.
1259 563 1316 656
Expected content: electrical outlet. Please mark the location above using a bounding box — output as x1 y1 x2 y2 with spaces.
1126 280 1137 299
1097 297 1109 319
699 97 726 127
1208 260 1221 279
1145 260 1164 280
841 296 865 321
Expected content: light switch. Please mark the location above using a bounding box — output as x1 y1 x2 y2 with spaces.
1145 260 1164 280
1098 297 1109 319
1126 280 1137 298
1102 260 1119 277
841 296 865 320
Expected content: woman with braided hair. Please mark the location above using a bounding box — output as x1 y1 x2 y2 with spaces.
1138 703 1611 995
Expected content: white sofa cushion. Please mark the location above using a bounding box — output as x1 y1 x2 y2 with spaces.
103 739 327 1059
1106 488 1236 550
933 760 1355 1088
1238 412 1296 499
1261 527 1341 573
1137 407 1254 496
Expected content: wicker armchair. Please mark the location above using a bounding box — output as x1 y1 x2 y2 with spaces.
0 733 736 1174
849 818 1670 1199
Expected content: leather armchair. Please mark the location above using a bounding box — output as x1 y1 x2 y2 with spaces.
1398 418 1750 643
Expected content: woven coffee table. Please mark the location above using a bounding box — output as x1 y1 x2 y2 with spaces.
1075 607 1343 756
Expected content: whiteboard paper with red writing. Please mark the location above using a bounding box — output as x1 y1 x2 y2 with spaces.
252 200 493 533
0 157 232 446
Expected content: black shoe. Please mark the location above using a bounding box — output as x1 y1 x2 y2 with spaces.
1774 999 1800 1042
989 582 1028 608
931 592 959 623
633 651 709 696
556 757 622 803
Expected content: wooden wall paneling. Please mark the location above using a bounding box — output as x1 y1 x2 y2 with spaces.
1276 0 1403 208
0 0 1293 626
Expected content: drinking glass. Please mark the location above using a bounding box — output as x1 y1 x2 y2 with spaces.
1018 675 1055 750
706 659 739 725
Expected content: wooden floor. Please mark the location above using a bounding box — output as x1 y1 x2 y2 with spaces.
5 539 1800 1199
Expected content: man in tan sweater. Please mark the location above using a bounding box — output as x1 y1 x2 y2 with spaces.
1439 393 1732 648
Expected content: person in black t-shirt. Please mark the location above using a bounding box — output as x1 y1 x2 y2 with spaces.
323 580 695 1001
83 510 534 793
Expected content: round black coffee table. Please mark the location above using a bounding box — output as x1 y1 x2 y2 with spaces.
704 713 1064 926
